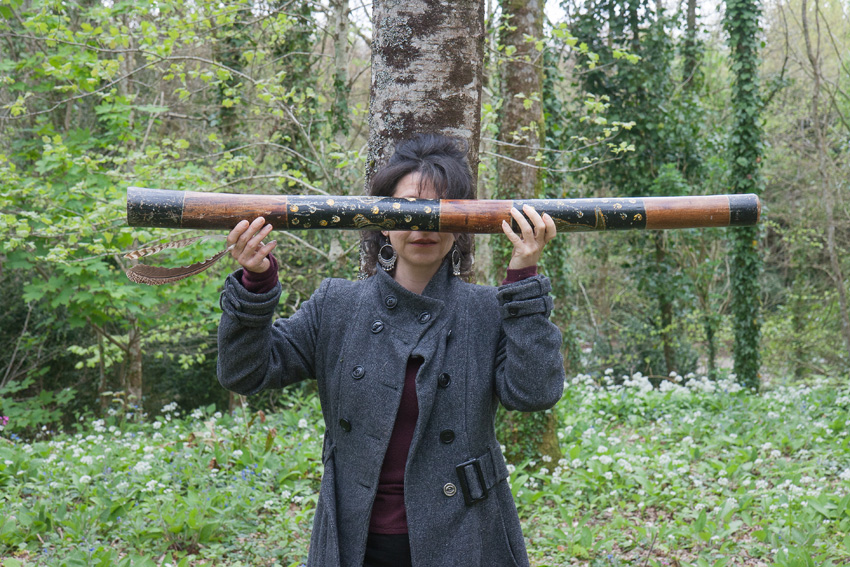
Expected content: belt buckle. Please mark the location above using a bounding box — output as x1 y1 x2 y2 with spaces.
455 458 488 506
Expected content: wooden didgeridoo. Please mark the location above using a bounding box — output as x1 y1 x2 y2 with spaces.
127 187 761 233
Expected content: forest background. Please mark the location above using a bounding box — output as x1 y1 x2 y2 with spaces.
1 0 848 433
2 0 850 565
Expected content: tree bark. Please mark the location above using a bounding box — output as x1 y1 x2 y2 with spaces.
125 316 143 408
330 0 351 145
683 0 700 87
495 0 560 467
366 0 485 186
496 0 545 202
655 232 676 375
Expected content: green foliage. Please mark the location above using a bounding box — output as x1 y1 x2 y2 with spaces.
0 0 362 418
0 377 75 436
724 0 764 389
3 377 850 564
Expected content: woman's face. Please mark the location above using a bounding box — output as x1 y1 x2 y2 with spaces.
383 173 455 282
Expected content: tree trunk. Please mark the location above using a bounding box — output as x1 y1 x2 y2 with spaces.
683 0 700 87
495 0 560 467
655 232 676 375
495 0 545 201
125 316 143 408
330 0 351 145
97 329 109 413
366 0 485 186
725 0 763 389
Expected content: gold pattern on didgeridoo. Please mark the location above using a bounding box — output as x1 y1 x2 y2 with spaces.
634 213 643 221
353 214 395 230
327 199 335 206
332 215 340 223
292 218 300 225
372 206 380 215
393 202 401 209
613 203 622 209
290 205 299 212
320 220 328 226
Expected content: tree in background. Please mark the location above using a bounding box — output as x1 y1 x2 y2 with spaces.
759 0 850 376
366 0 484 182
725 0 764 389
491 0 562 466
563 0 706 378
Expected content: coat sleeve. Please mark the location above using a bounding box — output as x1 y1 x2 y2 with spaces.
493 275 565 412
217 271 330 396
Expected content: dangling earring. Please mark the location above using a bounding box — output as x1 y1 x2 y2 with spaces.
378 240 397 272
451 245 462 277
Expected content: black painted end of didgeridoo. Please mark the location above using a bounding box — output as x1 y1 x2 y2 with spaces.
729 194 761 226
127 187 184 228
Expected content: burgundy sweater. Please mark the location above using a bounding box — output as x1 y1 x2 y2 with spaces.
240 256 537 534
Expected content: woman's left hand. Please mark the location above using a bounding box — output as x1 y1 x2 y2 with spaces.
501 204 557 270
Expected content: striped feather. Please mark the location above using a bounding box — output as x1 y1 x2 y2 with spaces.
125 245 234 285
123 236 207 260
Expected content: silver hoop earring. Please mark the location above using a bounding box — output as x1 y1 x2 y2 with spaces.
451 246 462 277
378 242 397 272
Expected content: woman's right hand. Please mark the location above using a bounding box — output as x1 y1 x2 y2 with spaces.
228 217 277 273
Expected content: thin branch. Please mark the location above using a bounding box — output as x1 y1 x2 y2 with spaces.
212 173 330 195
1 303 33 390
481 150 625 174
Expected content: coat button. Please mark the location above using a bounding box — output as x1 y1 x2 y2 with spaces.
508 307 518 317
443 483 457 497
385 295 397 309
418 311 431 324
352 366 365 379
371 320 384 333
438 373 451 388
440 429 455 444
339 418 352 432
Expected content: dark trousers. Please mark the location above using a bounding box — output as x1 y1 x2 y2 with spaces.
363 533 412 567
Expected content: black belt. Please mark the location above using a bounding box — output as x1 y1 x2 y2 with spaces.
455 446 509 506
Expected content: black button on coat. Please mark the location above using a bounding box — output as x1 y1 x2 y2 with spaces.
218 261 565 567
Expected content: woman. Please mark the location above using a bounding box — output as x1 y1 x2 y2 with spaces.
217 134 565 567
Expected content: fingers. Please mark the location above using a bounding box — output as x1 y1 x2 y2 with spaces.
503 205 557 271
228 217 276 273
507 205 553 241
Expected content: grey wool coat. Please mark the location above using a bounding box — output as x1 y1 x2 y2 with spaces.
217 261 565 567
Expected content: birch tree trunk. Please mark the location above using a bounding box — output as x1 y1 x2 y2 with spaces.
366 0 485 185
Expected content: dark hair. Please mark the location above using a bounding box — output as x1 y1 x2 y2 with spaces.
359 133 475 279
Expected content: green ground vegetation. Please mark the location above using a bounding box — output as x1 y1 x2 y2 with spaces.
2 372 848 566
